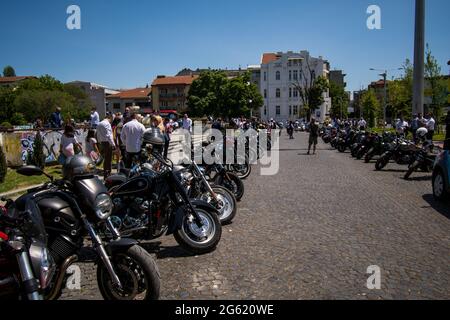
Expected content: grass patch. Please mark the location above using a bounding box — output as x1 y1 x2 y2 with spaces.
369 127 445 142
0 166 62 194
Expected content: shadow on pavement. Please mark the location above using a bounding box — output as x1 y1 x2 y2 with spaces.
422 194 450 220
139 241 197 259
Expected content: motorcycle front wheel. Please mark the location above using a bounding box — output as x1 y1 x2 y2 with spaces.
375 156 389 171
214 172 244 201
404 161 419 180
97 245 160 300
174 207 222 254
201 186 237 225
229 162 251 180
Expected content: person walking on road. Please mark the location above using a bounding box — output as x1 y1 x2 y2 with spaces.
90 107 100 129
97 114 116 179
183 114 193 133
307 118 319 155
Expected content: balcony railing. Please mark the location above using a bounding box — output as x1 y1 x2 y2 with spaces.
159 93 185 98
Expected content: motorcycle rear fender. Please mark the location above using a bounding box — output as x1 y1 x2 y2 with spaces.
105 238 138 255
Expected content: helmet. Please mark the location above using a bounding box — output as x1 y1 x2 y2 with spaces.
63 155 96 180
416 127 428 139
142 127 165 146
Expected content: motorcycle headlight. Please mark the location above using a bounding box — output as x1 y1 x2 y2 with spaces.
29 243 56 290
94 194 112 220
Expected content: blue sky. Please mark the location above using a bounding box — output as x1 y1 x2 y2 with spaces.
0 0 449 92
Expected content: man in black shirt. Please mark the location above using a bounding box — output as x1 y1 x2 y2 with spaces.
307 118 319 155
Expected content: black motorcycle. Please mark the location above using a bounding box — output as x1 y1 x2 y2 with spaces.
174 161 237 225
0 157 160 300
404 142 439 179
364 132 396 163
106 131 222 255
375 138 418 171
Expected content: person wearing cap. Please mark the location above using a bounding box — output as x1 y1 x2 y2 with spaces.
97 114 116 178
121 112 146 168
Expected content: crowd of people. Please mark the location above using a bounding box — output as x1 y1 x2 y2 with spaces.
57 106 192 179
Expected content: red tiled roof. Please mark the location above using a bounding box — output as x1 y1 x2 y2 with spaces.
152 75 198 86
0 76 35 83
261 53 279 64
107 88 151 99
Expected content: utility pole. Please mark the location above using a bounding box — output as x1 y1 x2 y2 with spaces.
412 0 425 115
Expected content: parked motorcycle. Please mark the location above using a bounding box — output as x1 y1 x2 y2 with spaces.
375 138 418 171
364 132 396 163
0 157 160 300
404 142 439 179
106 130 222 255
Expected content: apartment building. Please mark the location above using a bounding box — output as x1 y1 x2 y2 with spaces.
259 50 331 123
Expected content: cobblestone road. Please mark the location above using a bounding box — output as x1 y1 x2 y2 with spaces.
62 132 450 300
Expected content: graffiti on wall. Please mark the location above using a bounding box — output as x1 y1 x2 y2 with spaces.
2 130 88 167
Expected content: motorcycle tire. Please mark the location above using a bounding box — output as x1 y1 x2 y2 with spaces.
229 160 251 180
356 148 366 160
404 161 419 180
337 144 346 153
214 172 245 201
97 245 160 300
201 186 237 225
375 157 389 171
174 207 222 255
365 148 375 163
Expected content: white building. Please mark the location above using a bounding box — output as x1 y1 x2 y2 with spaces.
259 50 331 123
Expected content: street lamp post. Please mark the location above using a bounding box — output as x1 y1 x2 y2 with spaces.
412 0 425 116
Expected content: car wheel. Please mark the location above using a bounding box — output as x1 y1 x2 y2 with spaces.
433 170 448 201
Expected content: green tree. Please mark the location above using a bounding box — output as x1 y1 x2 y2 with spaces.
425 44 447 123
27 132 45 169
0 86 18 122
0 146 7 183
361 89 381 128
10 112 27 125
387 59 413 120
3 66 16 77
329 82 349 118
188 71 262 118
292 58 329 120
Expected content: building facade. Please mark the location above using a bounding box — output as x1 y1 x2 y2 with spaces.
259 51 331 123
106 88 152 114
66 81 120 118
151 75 198 113
0 76 36 88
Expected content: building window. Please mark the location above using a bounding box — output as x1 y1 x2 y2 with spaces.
293 105 298 115
264 106 267 115
263 72 267 81
293 70 298 81
113 103 121 110
276 88 281 98
276 106 280 115
276 71 281 81
289 88 292 98
289 71 292 81
264 89 267 98
288 61 292 67
289 106 292 115
293 88 299 98
125 103 132 108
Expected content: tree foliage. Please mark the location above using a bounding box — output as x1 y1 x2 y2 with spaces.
329 82 349 118
27 131 46 169
188 71 263 118
387 59 413 120
0 75 93 125
425 44 447 121
3 65 16 77
361 89 381 128
291 58 329 120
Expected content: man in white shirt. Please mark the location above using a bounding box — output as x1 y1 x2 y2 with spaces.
182 114 193 133
358 118 367 131
426 112 436 141
97 114 116 178
396 118 409 137
121 113 146 168
90 107 100 129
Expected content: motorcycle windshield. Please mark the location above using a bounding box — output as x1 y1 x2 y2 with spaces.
23 198 48 244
